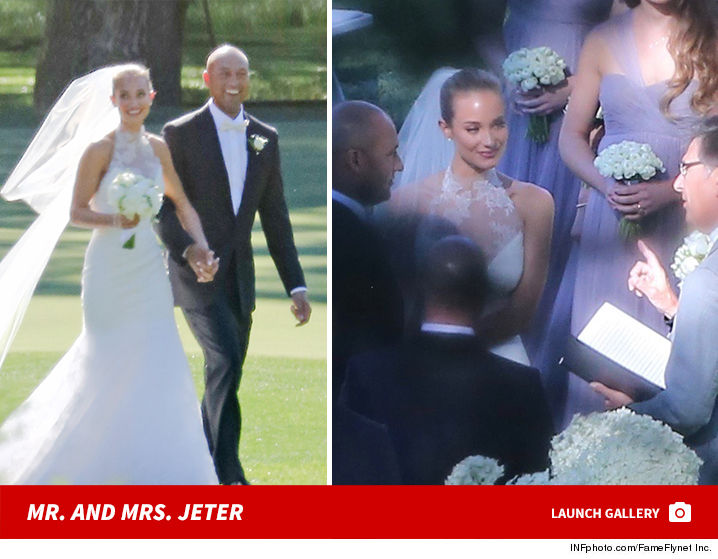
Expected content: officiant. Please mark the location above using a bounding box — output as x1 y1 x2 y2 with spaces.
592 117 718 484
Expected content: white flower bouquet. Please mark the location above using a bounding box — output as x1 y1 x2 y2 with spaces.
446 409 702 485
502 46 568 144
107 170 163 249
594 141 666 240
445 455 504 485
671 231 713 286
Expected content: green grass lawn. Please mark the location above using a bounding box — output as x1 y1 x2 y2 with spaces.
0 103 327 485
1 297 327 485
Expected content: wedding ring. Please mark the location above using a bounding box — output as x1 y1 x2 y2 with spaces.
636 202 641 211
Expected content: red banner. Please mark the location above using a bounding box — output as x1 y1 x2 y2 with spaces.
0 485 716 539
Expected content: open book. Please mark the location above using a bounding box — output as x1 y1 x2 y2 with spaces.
560 302 671 401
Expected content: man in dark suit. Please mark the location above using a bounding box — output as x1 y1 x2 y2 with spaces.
332 101 404 402
339 236 554 484
157 45 311 485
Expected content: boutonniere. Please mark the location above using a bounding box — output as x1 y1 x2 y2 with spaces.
248 134 269 153
671 230 714 286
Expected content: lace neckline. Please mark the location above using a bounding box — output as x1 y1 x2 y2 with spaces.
428 166 511 223
113 125 154 167
444 166 504 192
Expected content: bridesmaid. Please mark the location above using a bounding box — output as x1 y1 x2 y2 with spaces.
553 0 718 427
474 0 622 365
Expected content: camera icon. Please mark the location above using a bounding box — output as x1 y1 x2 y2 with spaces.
669 502 692 523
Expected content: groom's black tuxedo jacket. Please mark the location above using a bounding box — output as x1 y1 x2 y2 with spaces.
157 104 305 313
339 332 554 484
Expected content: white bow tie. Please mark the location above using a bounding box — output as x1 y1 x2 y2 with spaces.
219 119 249 133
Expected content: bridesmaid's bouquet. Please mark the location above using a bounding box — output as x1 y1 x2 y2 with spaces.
594 141 665 240
671 231 713 286
446 409 702 485
502 46 567 144
108 170 163 249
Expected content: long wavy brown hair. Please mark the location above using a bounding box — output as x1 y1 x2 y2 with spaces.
625 0 718 116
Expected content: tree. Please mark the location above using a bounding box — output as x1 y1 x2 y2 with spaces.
34 0 190 111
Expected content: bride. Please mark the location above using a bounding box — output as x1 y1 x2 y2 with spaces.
389 68 554 365
0 64 218 484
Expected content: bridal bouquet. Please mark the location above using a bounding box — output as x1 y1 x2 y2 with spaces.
108 170 163 249
594 141 666 240
502 46 567 144
671 231 713 286
446 408 702 485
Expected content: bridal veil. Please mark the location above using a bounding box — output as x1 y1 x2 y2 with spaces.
0 65 129 369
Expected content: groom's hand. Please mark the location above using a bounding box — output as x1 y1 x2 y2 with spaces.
185 243 219 283
590 382 634 410
290 291 311 326
628 240 678 318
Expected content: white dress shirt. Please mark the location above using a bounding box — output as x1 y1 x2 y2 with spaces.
203 100 306 297
208 99 248 215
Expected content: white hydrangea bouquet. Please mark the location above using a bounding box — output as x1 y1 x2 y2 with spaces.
502 46 568 144
107 170 163 249
594 141 666 240
671 231 714 286
446 408 702 485
445 455 505 485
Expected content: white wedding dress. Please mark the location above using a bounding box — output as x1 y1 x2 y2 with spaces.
0 127 218 484
391 167 530 366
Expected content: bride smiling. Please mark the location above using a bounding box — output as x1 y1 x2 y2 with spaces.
0 64 217 484
389 68 554 365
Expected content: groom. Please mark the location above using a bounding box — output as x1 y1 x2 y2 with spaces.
157 44 311 485
592 116 718 484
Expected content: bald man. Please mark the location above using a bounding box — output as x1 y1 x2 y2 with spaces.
157 44 310 485
332 101 404 401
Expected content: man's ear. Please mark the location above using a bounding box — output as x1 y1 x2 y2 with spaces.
709 166 718 197
345 147 363 173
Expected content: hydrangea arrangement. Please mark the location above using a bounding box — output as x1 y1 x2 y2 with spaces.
671 230 713 286
446 409 702 485
108 170 163 249
445 455 504 485
594 141 666 240
502 46 567 144
545 408 701 485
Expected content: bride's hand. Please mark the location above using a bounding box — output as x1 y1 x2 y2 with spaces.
608 177 679 220
114 213 140 228
185 243 219 283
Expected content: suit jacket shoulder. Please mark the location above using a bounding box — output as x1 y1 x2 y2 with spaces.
246 112 278 139
163 104 208 132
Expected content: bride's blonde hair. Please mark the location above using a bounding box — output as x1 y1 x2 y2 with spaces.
112 63 153 94
439 68 502 124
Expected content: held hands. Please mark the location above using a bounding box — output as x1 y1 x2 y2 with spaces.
512 78 571 116
290 290 311 326
627 240 679 317
606 177 679 220
590 382 634 409
185 243 219 283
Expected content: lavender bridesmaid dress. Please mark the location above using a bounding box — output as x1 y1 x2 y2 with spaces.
499 0 613 363
559 11 701 427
